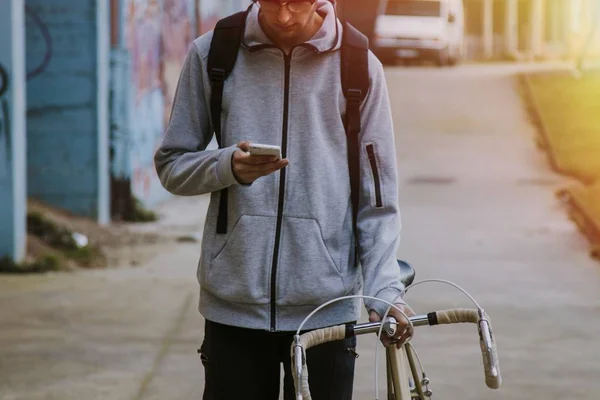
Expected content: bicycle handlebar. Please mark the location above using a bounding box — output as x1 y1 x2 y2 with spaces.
430 309 501 389
291 308 502 400
292 325 347 399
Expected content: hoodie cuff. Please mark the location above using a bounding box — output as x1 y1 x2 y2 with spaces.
216 145 250 187
365 287 406 318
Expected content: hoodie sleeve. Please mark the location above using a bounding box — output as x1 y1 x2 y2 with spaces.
358 52 406 318
154 40 241 196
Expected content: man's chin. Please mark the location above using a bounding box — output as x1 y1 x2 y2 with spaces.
274 28 297 36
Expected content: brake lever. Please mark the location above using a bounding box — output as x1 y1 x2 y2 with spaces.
478 318 497 376
477 309 502 389
293 335 304 400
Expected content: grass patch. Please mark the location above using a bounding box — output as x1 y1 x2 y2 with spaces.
25 211 104 268
0 255 61 274
525 71 600 182
562 182 600 243
123 198 159 223
525 70 600 247
27 211 79 250
64 246 105 268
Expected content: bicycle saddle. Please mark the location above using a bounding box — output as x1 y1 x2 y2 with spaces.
397 260 415 287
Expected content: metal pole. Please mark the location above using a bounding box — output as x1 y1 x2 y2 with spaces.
505 0 519 57
530 0 545 58
575 0 600 74
0 0 26 262
483 0 494 59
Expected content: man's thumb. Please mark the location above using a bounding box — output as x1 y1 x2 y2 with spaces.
237 141 250 152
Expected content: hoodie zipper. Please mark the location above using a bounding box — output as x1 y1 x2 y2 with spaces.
270 52 292 332
366 144 383 208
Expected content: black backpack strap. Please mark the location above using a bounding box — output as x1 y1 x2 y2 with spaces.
341 22 370 266
207 11 247 234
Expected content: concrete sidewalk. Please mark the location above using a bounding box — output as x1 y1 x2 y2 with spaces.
0 196 209 400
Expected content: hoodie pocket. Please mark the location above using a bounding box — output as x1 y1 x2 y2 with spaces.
277 217 347 306
205 215 275 305
366 143 383 208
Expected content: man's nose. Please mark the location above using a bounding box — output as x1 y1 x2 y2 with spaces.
276 4 292 25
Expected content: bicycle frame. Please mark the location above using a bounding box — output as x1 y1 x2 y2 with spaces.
386 342 430 399
348 318 430 400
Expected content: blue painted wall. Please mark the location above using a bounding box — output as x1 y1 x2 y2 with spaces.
0 0 27 261
25 0 109 223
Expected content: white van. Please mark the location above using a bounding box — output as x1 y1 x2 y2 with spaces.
373 0 465 66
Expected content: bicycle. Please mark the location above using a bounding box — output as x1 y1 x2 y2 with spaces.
290 260 502 399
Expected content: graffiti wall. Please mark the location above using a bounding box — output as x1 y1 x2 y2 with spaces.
124 0 195 206
198 0 249 34
197 0 221 34
123 0 247 206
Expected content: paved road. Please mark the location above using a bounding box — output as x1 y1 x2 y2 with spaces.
357 63 600 400
1 63 599 400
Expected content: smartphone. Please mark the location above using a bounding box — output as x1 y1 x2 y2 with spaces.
248 143 282 159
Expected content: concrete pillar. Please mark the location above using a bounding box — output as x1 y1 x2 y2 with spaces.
531 0 545 58
97 0 110 225
505 0 519 56
483 0 494 59
548 0 561 43
0 0 26 261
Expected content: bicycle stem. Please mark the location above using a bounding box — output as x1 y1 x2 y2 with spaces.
350 314 431 337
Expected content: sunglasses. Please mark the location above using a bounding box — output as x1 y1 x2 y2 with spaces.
258 0 316 14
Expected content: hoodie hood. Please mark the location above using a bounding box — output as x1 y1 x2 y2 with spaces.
243 0 342 53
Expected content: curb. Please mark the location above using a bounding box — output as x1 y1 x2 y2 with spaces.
519 74 562 175
520 73 597 184
520 73 600 250
557 187 600 247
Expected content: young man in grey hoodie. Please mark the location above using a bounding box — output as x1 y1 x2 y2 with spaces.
154 0 414 398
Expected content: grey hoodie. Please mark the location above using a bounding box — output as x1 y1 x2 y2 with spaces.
154 1 406 331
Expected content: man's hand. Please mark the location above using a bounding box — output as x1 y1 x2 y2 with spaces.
232 141 289 185
369 303 416 349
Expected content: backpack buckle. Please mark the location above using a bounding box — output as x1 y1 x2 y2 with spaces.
346 88 362 103
210 68 226 83
345 88 362 135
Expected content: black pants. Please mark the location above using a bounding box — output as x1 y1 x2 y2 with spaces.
200 320 357 400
